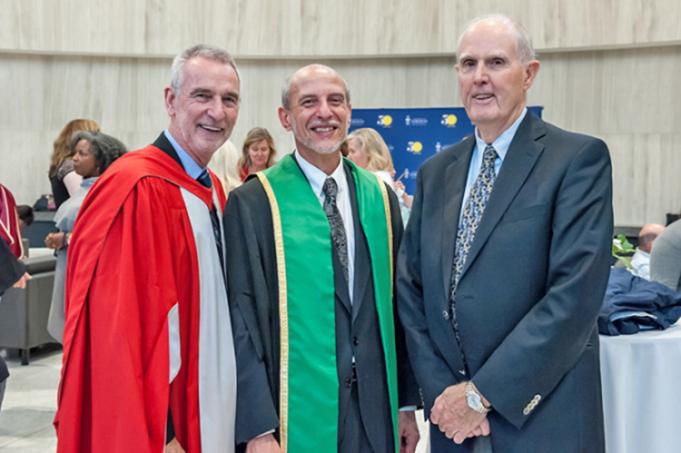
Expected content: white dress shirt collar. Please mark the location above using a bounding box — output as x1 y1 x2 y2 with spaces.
294 151 348 201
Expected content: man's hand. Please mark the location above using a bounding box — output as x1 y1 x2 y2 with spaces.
44 232 65 250
430 382 488 444
164 438 185 453
246 434 281 453
11 272 31 289
398 410 420 453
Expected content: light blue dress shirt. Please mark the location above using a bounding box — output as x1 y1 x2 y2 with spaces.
458 108 528 225
163 129 206 178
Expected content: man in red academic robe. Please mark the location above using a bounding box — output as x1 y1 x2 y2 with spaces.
0 183 24 259
55 45 241 453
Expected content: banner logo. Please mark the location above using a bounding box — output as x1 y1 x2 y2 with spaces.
441 113 458 128
350 118 365 127
407 141 423 155
405 115 428 126
377 115 393 128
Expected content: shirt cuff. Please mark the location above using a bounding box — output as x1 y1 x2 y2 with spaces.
255 429 275 438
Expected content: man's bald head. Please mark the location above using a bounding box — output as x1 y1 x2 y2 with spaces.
639 223 666 253
280 64 351 110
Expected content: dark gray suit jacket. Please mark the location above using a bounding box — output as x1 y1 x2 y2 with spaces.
397 113 613 452
224 160 418 451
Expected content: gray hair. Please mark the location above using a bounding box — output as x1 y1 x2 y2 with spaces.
70 131 128 175
170 44 239 92
280 64 351 110
456 14 536 63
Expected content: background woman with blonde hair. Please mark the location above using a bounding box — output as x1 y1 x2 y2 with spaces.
347 127 412 221
48 118 100 208
238 127 277 181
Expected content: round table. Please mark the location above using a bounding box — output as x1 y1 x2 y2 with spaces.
600 322 681 453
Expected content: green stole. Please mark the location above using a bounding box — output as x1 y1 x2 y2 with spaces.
256 155 398 452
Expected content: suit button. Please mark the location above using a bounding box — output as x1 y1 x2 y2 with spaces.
344 377 352 388
352 337 359 346
442 310 450 320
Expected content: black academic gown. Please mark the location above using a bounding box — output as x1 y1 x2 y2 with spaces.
224 161 419 452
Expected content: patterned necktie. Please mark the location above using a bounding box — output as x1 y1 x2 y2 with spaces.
322 177 349 283
197 169 225 274
449 145 498 369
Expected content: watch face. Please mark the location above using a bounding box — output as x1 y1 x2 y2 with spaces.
466 388 484 412
467 392 481 410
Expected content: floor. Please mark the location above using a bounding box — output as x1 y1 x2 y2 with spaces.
0 346 60 452
0 346 429 452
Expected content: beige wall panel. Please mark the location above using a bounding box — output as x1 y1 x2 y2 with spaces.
606 133 681 226
1 0 680 57
1 44 680 226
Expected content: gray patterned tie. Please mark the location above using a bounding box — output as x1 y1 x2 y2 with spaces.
322 177 349 283
449 145 498 364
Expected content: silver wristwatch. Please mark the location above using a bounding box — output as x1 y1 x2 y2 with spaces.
465 382 490 414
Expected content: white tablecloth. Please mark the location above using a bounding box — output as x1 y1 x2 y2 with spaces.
600 322 681 453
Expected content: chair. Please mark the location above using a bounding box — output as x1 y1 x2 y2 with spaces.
0 254 57 365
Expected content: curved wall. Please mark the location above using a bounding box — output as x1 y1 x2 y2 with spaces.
1 0 679 225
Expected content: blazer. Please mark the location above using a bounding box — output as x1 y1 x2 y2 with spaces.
224 160 419 451
397 113 613 452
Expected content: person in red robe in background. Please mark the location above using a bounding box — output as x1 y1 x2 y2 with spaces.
54 45 241 453
0 183 24 259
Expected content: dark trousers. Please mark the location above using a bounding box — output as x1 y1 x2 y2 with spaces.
339 382 375 453
0 378 6 412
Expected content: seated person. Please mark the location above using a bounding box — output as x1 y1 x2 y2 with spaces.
650 219 681 292
16 205 34 233
631 223 665 279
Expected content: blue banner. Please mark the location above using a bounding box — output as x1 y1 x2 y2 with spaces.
350 106 543 193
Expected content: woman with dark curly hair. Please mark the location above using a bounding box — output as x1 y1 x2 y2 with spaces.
48 119 100 208
45 131 127 342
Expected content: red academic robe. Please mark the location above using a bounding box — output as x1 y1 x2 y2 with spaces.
54 146 227 452
0 183 23 258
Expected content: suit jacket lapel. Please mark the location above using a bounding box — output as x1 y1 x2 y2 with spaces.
459 114 546 281
440 137 475 299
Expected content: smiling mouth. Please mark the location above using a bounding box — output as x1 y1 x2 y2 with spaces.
199 124 224 133
472 93 494 101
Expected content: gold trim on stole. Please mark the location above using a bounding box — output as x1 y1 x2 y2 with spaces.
375 174 394 280
256 172 290 452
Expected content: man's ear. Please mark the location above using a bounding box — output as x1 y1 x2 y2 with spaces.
278 106 292 131
523 60 540 91
164 86 176 117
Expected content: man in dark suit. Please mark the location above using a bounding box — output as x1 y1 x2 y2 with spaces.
397 14 613 452
224 64 420 453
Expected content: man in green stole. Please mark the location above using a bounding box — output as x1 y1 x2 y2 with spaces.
224 64 421 453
